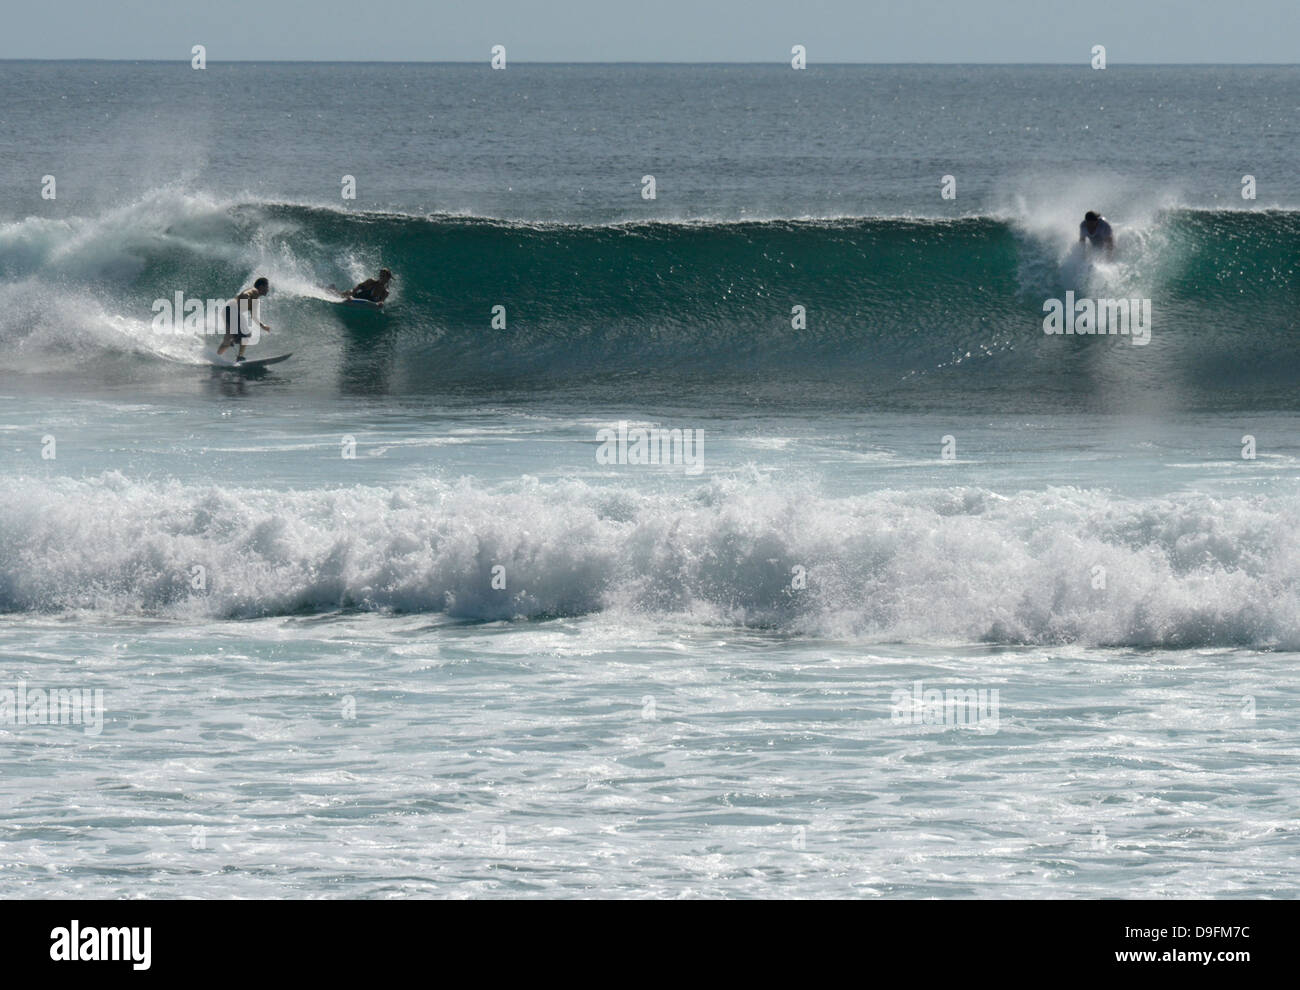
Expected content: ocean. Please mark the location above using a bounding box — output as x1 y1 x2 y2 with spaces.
2 62 1299 898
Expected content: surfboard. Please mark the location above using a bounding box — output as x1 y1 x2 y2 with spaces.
324 284 384 309
209 353 292 369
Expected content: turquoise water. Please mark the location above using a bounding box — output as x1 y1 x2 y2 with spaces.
2 63 1299 897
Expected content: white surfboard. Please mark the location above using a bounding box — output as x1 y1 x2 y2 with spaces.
209 352 292 369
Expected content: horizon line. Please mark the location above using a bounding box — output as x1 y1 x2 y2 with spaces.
1 58 1298 66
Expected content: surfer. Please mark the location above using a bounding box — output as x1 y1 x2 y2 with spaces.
216 277 272 363
1079 211 1115 255
333 268 392 306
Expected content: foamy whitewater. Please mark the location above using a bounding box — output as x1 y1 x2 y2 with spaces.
2 63 1299 898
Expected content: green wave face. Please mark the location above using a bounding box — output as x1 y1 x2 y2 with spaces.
4 200 1298 401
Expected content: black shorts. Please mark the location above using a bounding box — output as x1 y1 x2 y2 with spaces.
224 306 251 339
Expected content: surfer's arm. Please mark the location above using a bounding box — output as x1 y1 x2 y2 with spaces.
250 295 271 331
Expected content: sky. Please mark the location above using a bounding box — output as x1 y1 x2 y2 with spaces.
2 0 1296 63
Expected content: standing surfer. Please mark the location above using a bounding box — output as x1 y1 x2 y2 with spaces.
216 277 272 363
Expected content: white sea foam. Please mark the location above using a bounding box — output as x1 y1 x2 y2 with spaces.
3 472 1297 648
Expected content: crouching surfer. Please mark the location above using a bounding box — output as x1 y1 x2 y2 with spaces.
331 268 392 306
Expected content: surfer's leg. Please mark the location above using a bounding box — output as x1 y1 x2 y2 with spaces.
217 306 234 354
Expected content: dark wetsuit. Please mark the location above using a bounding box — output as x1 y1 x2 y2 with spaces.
349 279 389 303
